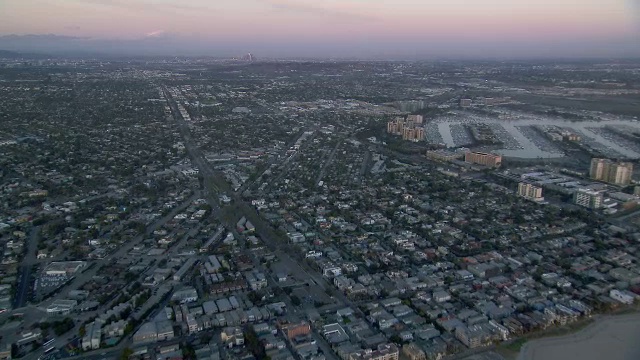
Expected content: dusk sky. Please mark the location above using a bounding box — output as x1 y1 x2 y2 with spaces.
0 0 638 58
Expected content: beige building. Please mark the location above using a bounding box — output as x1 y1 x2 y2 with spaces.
406 114 424 124
426 149 464 162
402 344 426 360
518 183 544 201
387 117 405 136
464 152 502 168
565 133 581 141
590 158 633 186
387 115 425 142
0 344 10 360
610 163 633 185
455 325 493 348
402 127 425 142
589 158 606 180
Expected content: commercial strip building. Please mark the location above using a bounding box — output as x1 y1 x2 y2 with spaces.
173 258 198 281
43 261 87 276
349 344 399 360
171 286 198 304
133 320 175 344
426 149 465 162
464 152 502 168
46 299 78 315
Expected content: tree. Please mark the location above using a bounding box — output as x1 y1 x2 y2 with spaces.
325 287 334 296
123 321 134 335
120 347 134 360
124 271 138 282
290 295 301 306
247 291 262 304
389 335 403 344
50 317 75 336
244 326 267 360
558 258 572 270
182 343 196 359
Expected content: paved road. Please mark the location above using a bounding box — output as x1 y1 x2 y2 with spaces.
315 137 343 187
358 148 372 180
13 226 40 308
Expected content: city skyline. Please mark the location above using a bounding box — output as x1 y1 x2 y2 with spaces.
0 0 639 58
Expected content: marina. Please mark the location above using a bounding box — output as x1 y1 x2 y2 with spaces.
431 113 640 159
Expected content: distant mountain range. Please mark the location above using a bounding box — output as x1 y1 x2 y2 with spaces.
0 34 187 57
0 34 266 59
1 33 639 60
0 49 20 57
0 48 56 59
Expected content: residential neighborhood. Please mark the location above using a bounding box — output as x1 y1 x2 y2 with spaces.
0 57 639 360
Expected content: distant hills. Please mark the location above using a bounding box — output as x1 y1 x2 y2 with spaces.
1 33 639 61
0 48 54 59
0 34 96 57
0 33 195 58
0 49 20 57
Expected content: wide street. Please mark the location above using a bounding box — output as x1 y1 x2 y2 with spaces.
162 85 370 356
13 226 40 308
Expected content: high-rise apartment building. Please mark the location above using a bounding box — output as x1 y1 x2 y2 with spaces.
387 115 425 142
574 188 604 209
610 163 633 185
589 158 633 186
406 114 424 124
589 158 602 179
402 127 425 142
518 183 544 201
387 117 405 136
464 152 502 168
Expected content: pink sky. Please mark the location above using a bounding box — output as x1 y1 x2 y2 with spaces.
0 0 638 57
